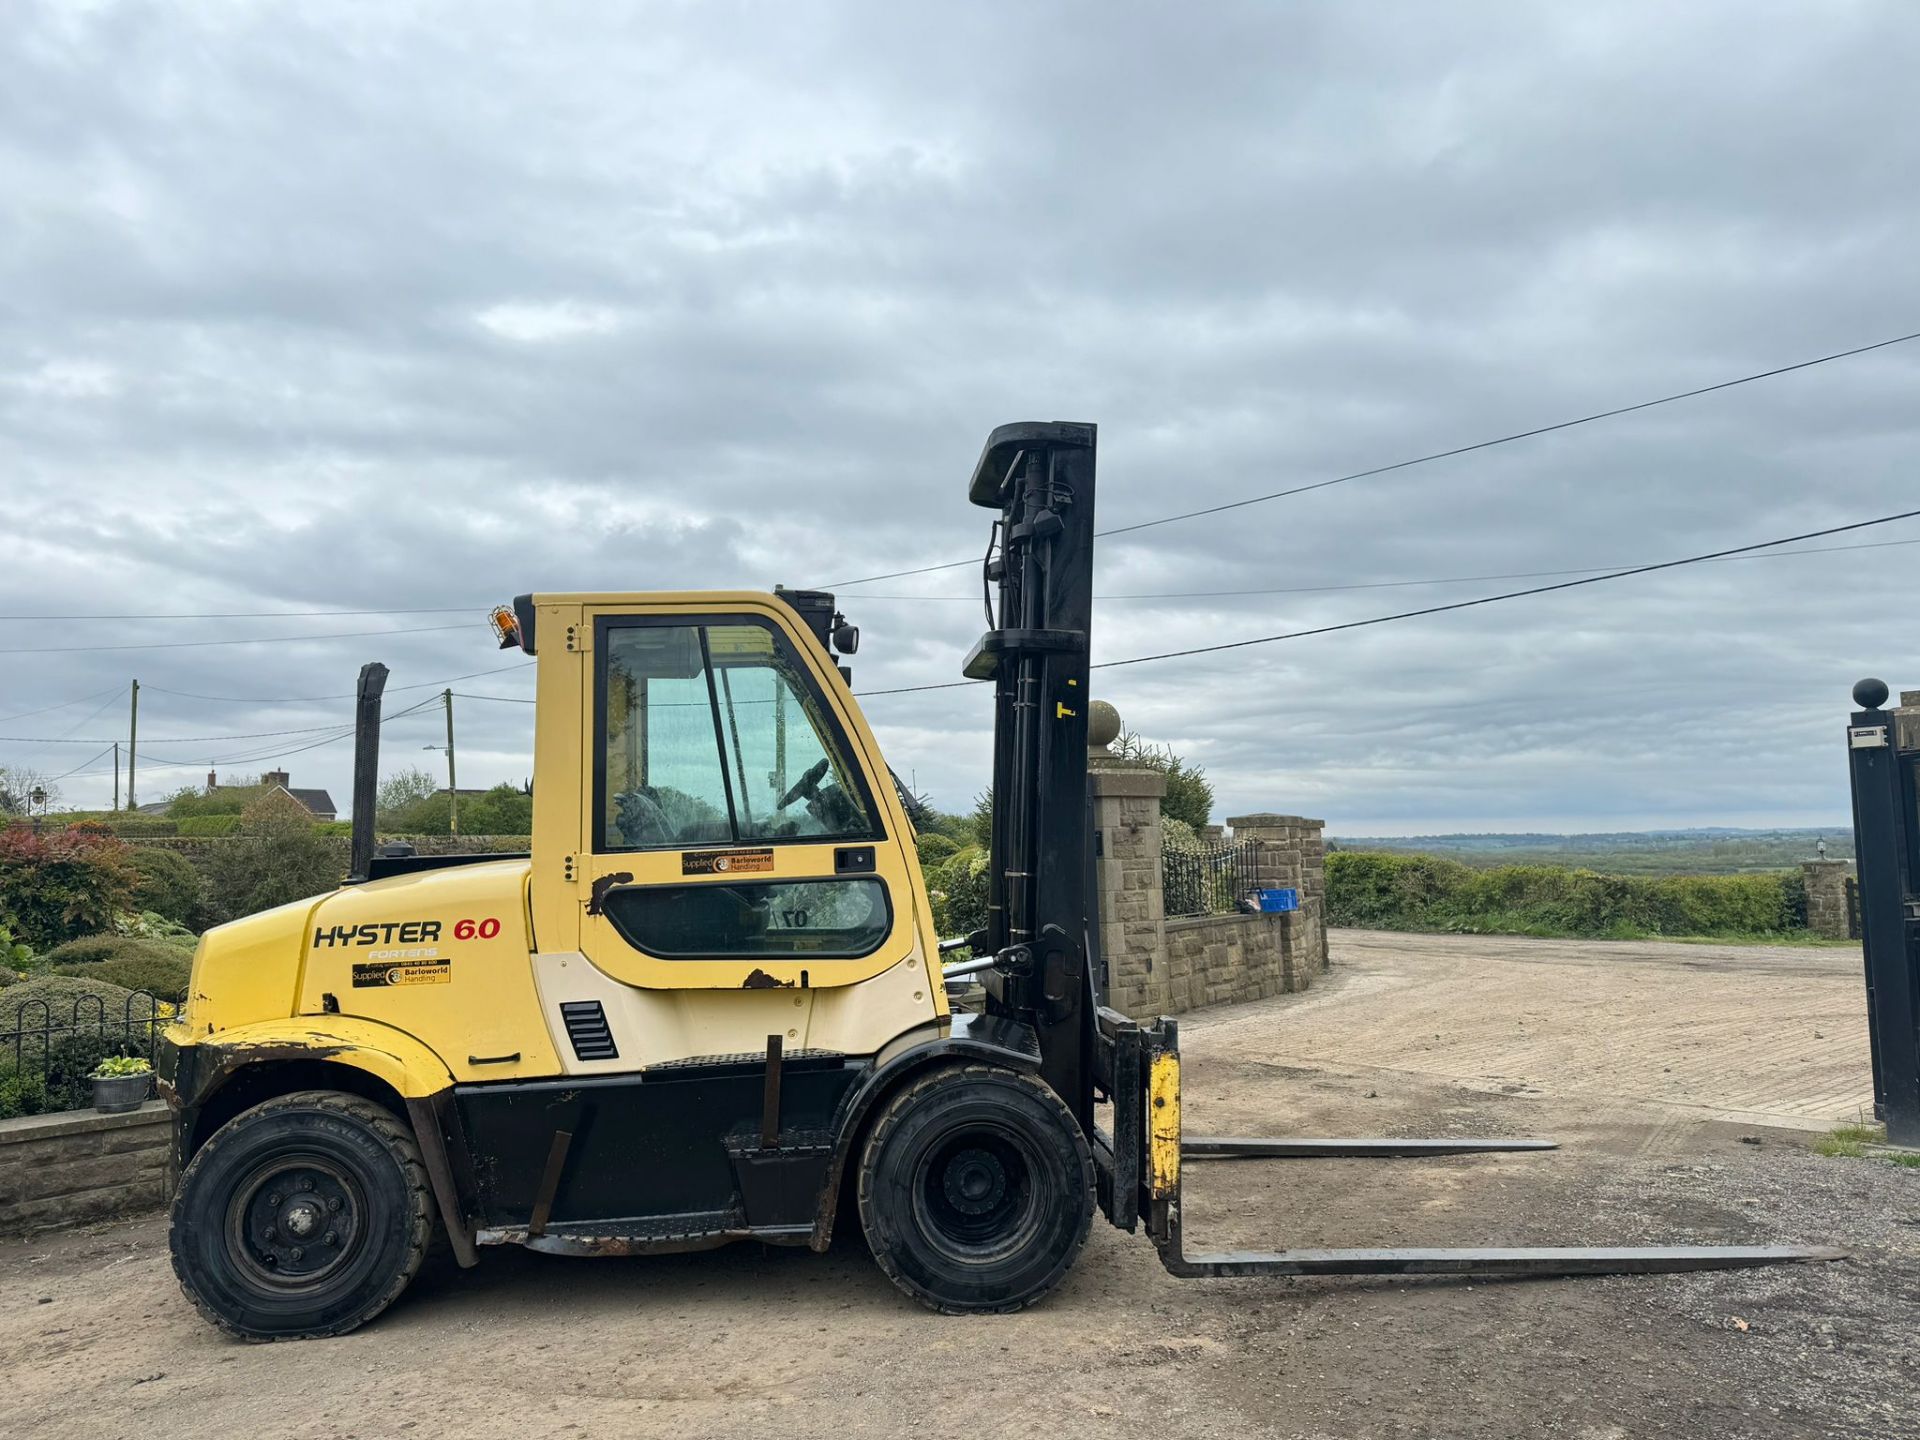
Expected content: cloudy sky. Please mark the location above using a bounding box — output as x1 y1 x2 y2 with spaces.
3 2 1916 832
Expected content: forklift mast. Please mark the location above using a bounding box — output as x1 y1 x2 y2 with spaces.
964 422 1100 1131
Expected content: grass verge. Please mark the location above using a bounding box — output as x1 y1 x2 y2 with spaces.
1815 1121 1920 1168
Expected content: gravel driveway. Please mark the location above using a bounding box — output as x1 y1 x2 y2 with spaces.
1 930 1913 1440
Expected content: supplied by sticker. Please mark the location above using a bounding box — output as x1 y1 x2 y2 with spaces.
682 848 775 875
351 957 452 987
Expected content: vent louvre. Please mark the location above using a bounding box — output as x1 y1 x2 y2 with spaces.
560 1000 619 1061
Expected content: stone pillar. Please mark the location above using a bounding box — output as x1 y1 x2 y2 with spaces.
1090 766 1169 1018
1800 859 1854 940
1227 813 1328 972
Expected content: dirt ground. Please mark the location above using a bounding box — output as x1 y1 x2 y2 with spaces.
3 931 1915 1440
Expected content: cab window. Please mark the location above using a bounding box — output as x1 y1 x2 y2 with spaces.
598 619 879 851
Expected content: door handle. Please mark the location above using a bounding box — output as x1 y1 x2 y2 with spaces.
469 1052 521 1066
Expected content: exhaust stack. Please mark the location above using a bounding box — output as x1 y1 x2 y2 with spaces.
348 662 389 882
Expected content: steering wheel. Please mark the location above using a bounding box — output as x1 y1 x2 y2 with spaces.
614 788 674 846
777 757 832 810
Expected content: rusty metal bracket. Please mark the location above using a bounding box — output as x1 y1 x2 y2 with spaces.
527 1129 574 1239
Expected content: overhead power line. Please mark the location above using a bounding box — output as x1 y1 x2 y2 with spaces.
847 535 1920 603
50 744 117 782
0 684 125 727
0 606 483 623
143 662 537 706
822 327 1920 589
134 695 444 773
849 507 1920 696
0 723 369 746
0 622 474 657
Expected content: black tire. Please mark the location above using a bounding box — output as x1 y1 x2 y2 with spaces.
857 1063 1093 1314
169 1089 433 1341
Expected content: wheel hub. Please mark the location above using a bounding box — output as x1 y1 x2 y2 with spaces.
942 1147 1009 1216
231 1158 361 1286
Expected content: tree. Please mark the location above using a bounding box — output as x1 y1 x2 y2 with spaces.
379 778 532 836
204 793 345 924
1113 730 1214 830
967 792 994 850
376 768 439 825
0 766 59 817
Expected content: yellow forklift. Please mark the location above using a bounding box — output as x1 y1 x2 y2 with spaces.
158 422 1837 1338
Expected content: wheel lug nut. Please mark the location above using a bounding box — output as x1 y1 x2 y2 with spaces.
263 1226 276 1241
327 1197 342 1212
268 1193 281 1207
289 1246 304 1261
298 1179 315 1193
323 1231 337 1246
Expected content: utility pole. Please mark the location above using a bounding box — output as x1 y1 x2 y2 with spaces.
112 741 120 812
444 687 458 837
127 679 139 811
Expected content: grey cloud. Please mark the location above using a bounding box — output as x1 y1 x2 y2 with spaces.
2 1 1916 829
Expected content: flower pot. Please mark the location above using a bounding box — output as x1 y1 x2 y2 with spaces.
92 1072 152 1114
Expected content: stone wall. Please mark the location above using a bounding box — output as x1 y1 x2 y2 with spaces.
1227 813 1327 939
0 1101 171 1234
1160 910 1322 1011
1090 767 1171 1019
1801 859 1854 940
1092 764 1329 1018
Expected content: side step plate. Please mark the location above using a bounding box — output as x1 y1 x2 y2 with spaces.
1184 1136 1557 1160
1160 1243 1847 1279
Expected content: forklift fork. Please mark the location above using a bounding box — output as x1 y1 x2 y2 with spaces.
1093 1008 1845 1281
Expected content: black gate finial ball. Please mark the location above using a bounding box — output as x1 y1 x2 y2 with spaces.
1853 677 1890 709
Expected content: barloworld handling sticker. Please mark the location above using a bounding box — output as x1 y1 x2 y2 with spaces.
351 955 452 987
682 847 775 876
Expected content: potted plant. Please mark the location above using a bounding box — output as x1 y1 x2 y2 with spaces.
90 1055 153 1114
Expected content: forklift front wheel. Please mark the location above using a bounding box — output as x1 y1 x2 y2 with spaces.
857 1063 1094 1314
169 1089 434 1341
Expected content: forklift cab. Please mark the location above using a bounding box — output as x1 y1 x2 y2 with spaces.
516 592 940 1000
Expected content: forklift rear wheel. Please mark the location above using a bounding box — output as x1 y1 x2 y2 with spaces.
169 1089 434 1341
857 1063 1094 1314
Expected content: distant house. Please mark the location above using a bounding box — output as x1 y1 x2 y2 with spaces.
157 768 339 823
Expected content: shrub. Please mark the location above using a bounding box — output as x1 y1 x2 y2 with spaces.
0 825 139 949
44 935 193 1002
0 1064 48 1119
177 814 241 837
128 847 206 927
55 951 191 1002
203 794 346 924
115 910 198 949
928 847 989 943
0 972 144 1022
104 816 180 837
1326 851 1806 940
0 920 32 970
915 832 960 866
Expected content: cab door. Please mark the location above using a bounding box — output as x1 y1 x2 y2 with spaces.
576 602 919 992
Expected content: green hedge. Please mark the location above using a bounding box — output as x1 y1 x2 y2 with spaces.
1326 851 1807 940
176 814 242 836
